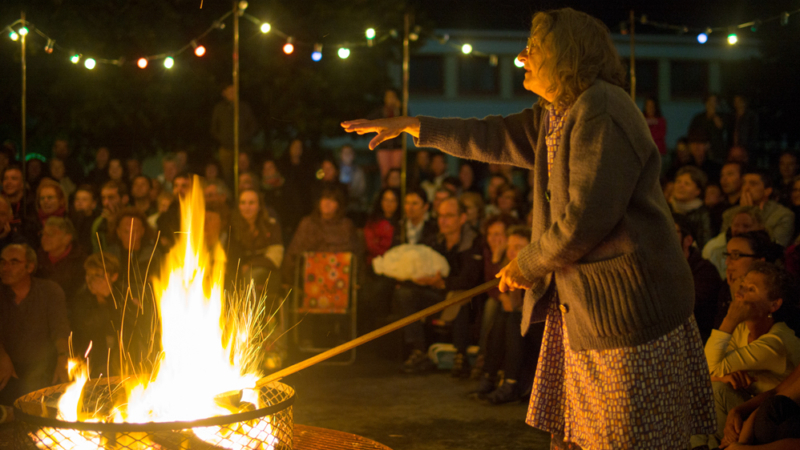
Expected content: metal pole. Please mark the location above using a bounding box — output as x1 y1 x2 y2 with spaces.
400 12 410 243
21 11 27 218
629 9 636 102
233 1 240 200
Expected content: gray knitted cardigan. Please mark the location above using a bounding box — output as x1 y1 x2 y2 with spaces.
415 80 695 351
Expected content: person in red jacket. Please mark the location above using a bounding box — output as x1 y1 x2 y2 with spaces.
363 188 400 266
644 96 667 155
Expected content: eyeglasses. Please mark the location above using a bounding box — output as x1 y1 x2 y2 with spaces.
723 251 758 261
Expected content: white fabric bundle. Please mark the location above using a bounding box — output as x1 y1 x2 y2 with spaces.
372 244 450 280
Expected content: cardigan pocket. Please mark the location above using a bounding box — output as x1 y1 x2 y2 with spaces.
558 252 660 349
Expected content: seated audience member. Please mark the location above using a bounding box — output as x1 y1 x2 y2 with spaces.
36 178 69 224
706 183 725 235
670 166 712 248
130 175 156 216
91 180 130 253
283 186 357 283
237 151 252 175
704 206 765 278
37 217 87 304
228 189 283 291
70 253 124 378
722 168 795 247
156 172 192 250
84 147 110 188
107 159 127 190
421 153 449 201
0 244 70 407
70 185 99 252
687 128 722 184
0 196 26 253
126 158 142 182
486 184 522 219
2 164 35 238
26 159 48 192
721 357 800 448
157 153 178 195
338 145 367 213
694 262 800 449
728 146 750 165
431 187 454 218
238 171 259 192
458 163 481 194
484 174 509 210
393 188 438 246
204 182 229 210
442 176 462 197
713 162 745 235
644 96 667 155
674 214 723 342
714 231 776 329
460 192 485 234
48 158 76 199
312 158 348 205
383 168 402 189
147 191 173 231
364 188 401 266
776 151 798 207
665 136 692 181
410 149 432 187
393 197 483 375
204 160 227 189
105 207 162 288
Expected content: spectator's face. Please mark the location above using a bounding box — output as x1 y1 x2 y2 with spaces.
74 191 96 214
38 187 63 215
262 161 277 178
319 197 339 220
321 161 337 181
204 211 222 249
238 191 259 222
430 156 447 177
731 213 760 237
101 187 122 210
131 177 150 200
506 234 530 261
117 216 145 251
238 153 250 173
644 99 656 117
791 180 800 207
238 174 256 191
149 179 162 201
126 159 142 178
486 221 508 254
172 177 192 198
49 159 66 180
720 164 742 195
86 267 117 297
163 161 178 182
779 154 797 181
385 171 401 188
742 174 771 205
205 164 220 181
404 194 428 222
433 191 451 213
487 177 506 201
340 146 355 165
95 147 110 167
204 185 225 208
53 139 69 159
158 196 172 213
437 199 465 235
689 141 709 162
27 160 43 182
0 246 33 286
41 225 72 253
725 237 758 287
380 190 398 218
463 199 480 224
0 200 11 230
108 159 124 181
704 185 723 208
416 151 430 170
735 271 780 320
176 151 188 170
672 174 701 202
459 164 474 189
728 147 748 163
497 189 517 212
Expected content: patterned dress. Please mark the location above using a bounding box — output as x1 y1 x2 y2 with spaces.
526 106 716 450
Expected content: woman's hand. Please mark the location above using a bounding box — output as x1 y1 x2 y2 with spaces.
497 258 532 293
341 117 421 150
722 409 745 446
721 371 756 391
720 296 755 334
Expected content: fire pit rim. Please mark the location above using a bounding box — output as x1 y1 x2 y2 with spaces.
13 381 295 433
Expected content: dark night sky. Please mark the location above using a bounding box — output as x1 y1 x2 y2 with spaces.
423 0 799 32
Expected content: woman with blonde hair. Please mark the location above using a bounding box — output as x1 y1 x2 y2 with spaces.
343 7 714 449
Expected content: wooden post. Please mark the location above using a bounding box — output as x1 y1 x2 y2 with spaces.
400 12 411 243
629 10 636 102
233 0 240 200
256 278 501 386
21 11 27 218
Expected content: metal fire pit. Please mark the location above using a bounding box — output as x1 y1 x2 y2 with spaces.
13 378 295 450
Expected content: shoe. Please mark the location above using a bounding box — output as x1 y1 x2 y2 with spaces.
486 380 518 405
450 352 471 379
402 349 433 374
468 374 497 400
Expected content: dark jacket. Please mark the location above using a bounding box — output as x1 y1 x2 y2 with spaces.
425 225 484 292
392 217 439 247
36 245 88 307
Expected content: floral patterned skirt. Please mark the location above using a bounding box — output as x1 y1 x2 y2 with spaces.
527 300 716 450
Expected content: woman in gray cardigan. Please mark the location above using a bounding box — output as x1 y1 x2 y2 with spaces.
344 8 715 450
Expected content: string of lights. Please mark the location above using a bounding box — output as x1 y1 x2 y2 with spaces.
627 8 800 45
2 5 517 71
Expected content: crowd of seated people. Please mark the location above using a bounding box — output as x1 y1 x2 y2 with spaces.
1 91 800 448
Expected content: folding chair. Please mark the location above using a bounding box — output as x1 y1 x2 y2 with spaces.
292 251 358 364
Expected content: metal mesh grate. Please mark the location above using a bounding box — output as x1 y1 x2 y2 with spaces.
13 380 295 450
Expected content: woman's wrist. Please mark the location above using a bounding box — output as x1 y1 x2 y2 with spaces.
719 316 739 335
404 117 421 138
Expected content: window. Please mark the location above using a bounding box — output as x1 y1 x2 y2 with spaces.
410 55 444 95
671 61 708 99
458 57 499 95
634 59 658 100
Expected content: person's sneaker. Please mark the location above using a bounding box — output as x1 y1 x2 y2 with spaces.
402 349 433 374
486 380 519 405
450 352 471 379
468 374 497 400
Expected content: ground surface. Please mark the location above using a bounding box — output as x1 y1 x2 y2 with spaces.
1 343 551 450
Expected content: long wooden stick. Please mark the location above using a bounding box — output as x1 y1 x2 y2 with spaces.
257 278 501 386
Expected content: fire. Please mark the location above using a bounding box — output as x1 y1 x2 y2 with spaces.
38 178 276 449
